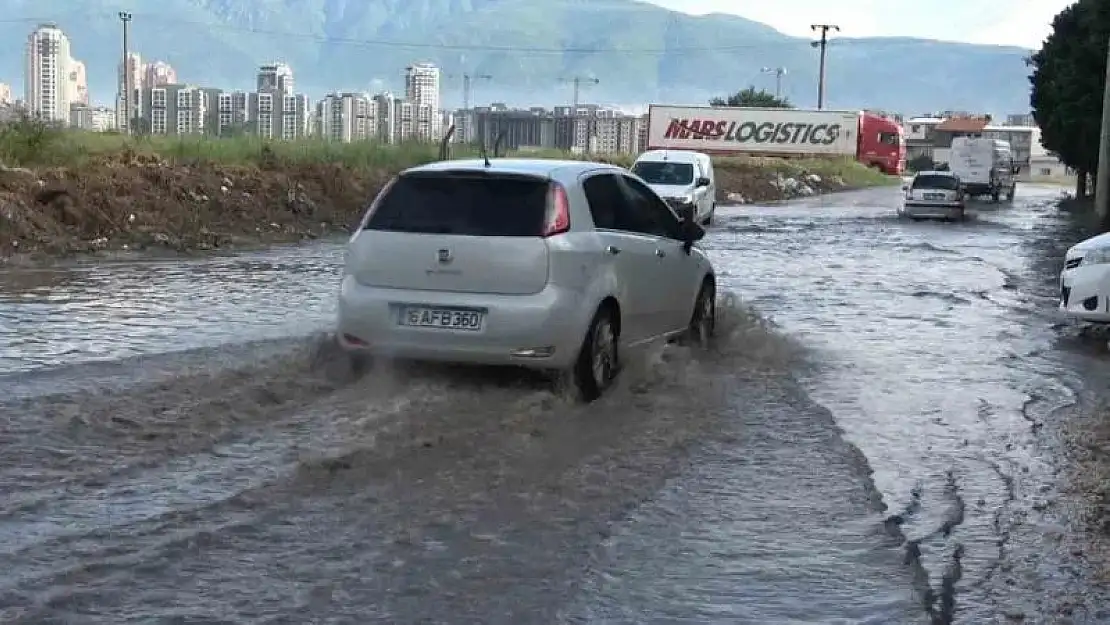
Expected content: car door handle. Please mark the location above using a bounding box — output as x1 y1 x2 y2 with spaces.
605 245 621 255
655 248 666 258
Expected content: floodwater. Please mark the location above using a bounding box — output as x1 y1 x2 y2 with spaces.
1 183 1107 623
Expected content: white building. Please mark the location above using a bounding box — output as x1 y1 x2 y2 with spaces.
318 92 379 142
24 24 81 124
405 62 442 139
0 82 12 105
257 63 294 95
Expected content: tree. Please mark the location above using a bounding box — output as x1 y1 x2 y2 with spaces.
709 87 792 109
1028 0 1110 195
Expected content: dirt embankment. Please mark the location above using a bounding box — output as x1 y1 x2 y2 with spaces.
0 152 880 259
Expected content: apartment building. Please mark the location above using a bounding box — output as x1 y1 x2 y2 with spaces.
0 82 12 105
317 92 380 142
257 63 294 95
405 63 442 138
374 93 399 143
138 83 214 135
116 54 177 132
216 90 250 135
70 103 116 131
24 23 83 124
248 90 310 139
467 104 644 155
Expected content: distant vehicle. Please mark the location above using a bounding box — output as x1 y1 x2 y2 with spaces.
948 137 1018 202
1059 232 1110 323
899 170 966 221
631 149 717 226
645 104 906 175
335 157 717 401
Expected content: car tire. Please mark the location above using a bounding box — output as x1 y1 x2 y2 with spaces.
687 280 716 347
572 306 619 402
702 203 715 226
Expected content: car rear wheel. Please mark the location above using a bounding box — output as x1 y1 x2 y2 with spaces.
687 281 716 346
572 306 619 401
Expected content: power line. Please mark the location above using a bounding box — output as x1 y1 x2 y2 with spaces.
0 14 896 56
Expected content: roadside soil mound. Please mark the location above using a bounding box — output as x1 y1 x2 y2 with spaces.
0 153 874 259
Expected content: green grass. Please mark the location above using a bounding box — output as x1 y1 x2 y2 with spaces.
0 119 896 189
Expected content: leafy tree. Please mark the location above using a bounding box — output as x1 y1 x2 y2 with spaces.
710 87 792 108
1028 0 1110 195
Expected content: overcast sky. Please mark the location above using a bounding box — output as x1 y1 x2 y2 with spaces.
641 0 1072 48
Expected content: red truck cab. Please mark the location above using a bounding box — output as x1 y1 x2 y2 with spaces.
857 112 905 175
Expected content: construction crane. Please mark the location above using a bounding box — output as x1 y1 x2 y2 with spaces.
446 72 493 111
561 76 599 110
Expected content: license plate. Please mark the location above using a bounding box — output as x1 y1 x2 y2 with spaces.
400 306 485 331
924 193 944 200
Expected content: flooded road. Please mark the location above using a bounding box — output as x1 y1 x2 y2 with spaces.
2 183 1107 623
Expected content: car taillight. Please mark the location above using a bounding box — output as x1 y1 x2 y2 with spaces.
543 182 571 237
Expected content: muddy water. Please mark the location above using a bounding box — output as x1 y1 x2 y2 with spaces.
1 184 1107 623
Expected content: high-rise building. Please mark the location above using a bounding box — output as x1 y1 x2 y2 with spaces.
117 52 143 131
67 59 87 105
257 63 294 95
24 24 79 123
0 82 12 106
144 61 177 88
318 92 379 142
405 62 441 138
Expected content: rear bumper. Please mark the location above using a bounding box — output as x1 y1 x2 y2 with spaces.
901 201 965 219
1060 262 1110 322
335 276 586 369
962 183 994 195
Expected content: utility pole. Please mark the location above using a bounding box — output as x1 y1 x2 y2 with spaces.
1097 35 1110 220
761 66 787 99
562 76 599 110
119 11 132 135
810 24 839 110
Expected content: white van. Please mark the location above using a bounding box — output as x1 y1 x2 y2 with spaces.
631 150 717 226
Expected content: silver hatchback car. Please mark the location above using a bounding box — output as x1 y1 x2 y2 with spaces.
335 158 717 400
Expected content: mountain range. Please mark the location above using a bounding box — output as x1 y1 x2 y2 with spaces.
0 0 1036 115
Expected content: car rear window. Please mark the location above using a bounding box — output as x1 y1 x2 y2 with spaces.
912 175 959 190
364 172 550 236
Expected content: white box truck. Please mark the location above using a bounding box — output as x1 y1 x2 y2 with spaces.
948 137 1018 202
645 104 907 175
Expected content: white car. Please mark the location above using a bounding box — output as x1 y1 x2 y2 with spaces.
1060 232 1110 323
336 158 718 401
899 170 966 221
631 150 717 226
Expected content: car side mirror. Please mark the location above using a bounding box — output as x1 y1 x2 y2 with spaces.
901 185 909 192
695 176 711 187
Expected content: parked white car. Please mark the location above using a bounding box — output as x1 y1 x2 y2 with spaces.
1060 232 1110 323
631 150 717 226
899 170 966 221
336 158 718 401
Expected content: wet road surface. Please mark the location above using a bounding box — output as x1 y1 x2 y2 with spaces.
2 183 1108 623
